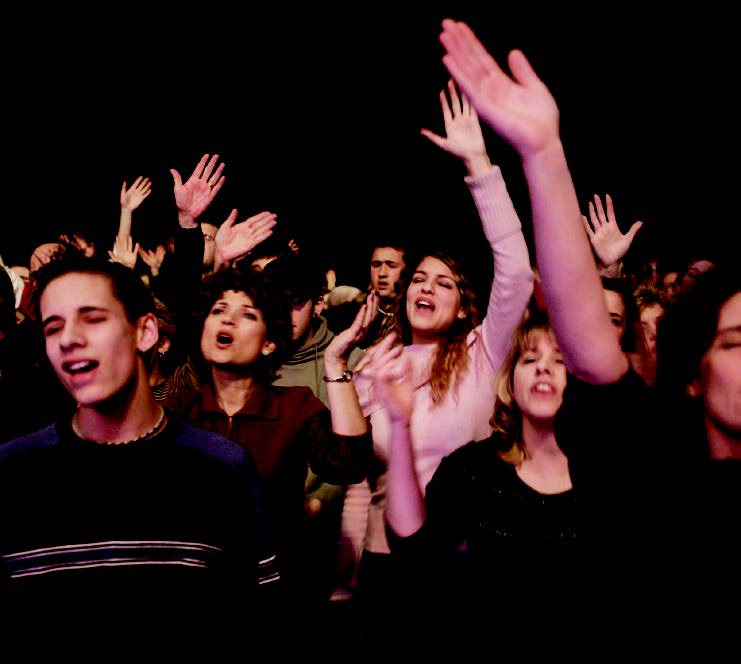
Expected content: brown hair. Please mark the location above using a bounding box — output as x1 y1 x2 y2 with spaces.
387 250 480 405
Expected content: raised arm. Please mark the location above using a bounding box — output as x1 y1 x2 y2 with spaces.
583 193 643 277
170 154 226 327
440 19 627 383
423 78 533 370
213 209 278 273
170 153 225 229
323 291 378 436
118 176 152 238
363 333 425 537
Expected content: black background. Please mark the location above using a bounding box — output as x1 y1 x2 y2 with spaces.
5 6 736 292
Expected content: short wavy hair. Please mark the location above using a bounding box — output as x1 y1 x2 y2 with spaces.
192 267 292 385
489 309 556 466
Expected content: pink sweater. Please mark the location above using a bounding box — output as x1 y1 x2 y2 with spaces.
352 166 534 554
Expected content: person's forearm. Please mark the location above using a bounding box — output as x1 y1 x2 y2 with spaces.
467 166 534 368
385 421 426 537
118 209 133 237
325 360 367 436
523 141 628 382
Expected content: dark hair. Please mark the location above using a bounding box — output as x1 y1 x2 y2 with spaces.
193 267 292 384
655 263 739 401
31 253 156 324
262 252 326 304
601 276 639 352
0 268 16 338
240 232 294 269
390 249 480 404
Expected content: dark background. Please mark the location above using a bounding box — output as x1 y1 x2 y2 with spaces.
4 7 736 292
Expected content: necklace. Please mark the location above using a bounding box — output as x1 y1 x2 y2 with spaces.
71 406 167 445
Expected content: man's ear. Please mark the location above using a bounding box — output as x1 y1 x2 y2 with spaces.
686 377 701 398
136 313 159 354
314 298 325 317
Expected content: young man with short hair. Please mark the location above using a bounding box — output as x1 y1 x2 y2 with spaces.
0 254 279 638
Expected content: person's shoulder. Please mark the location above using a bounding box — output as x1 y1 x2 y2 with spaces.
172 419 252 468
162 385 204 414
0 423 59 461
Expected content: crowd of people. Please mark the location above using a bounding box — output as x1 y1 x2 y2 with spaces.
0 17 737 656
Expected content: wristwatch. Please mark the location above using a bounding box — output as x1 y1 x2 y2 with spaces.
323 369 354 383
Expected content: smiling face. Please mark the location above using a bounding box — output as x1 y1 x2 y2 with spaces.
40 272 154 408
512 329 566 425
406 256 466 344
201 290 276 369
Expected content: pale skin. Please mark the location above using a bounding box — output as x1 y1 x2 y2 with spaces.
582 193 643 270
440 18 628 383
39 272 161 443
169 152 370 437
213 209 278 272
108 234 140 270
323 291 378 436
138 244 167 277
171 153 226 229
421 78 492 178
686 293 741 459
379 329 571 537
118 176 152 238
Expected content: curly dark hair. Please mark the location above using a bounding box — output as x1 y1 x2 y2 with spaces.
191 267 292 385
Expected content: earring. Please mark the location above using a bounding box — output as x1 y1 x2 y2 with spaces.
158 349 167 358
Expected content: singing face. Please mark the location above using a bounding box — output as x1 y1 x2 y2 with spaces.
370 247 405 302
201 290 275 369
512 330 567 425
406 256 466 344
40 272 152 408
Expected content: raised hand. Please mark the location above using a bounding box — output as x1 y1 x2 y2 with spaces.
108 234 140 269
120 176 152 212
363 332 414 425
421 79 490 173
325 291 378 371
138 243 167 277
170 153 225 228
213 209 278 271
582 194 643 268
30 242 65 273
439 19 560 159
